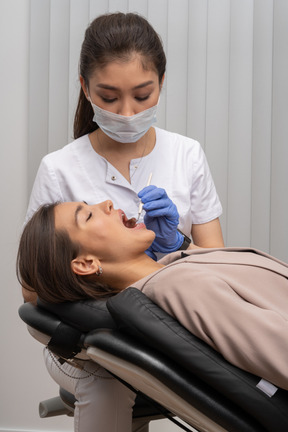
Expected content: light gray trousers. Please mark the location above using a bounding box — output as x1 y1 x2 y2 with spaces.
44 347 138 432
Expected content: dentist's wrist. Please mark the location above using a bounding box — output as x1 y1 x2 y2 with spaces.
177 229 192 251
151 230 183 253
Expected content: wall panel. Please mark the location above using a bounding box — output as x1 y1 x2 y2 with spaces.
270 0 288 261
187 0 208 146
48 0 70 153
109 0 128 12
165 0 189 134
204 0 230 239
226 0 253 246
129 0 148 16
28 0 50 192
90 0 109 18
251 0 273 252
148 0 168 129
68 0 90 140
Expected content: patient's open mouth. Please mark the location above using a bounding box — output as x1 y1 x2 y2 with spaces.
125 216 137 228
119 210 144 229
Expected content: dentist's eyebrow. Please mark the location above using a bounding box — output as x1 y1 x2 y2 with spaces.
133 80 154 90
96 81 154 91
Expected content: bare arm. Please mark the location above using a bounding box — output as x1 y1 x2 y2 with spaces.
190 218 224 249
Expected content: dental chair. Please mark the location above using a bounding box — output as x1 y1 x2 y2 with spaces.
18 287 288 432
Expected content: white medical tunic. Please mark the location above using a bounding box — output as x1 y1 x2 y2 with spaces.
26 127 222 236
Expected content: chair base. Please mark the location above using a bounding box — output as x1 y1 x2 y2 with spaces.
39 387 169 432
39 395 74 418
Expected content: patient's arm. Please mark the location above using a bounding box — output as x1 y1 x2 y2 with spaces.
22 286 38 305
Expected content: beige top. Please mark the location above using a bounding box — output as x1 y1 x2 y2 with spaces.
132 248 288 389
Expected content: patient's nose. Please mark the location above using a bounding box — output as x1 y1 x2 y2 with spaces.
103 200 113 214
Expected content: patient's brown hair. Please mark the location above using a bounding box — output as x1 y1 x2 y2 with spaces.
17 203 121 303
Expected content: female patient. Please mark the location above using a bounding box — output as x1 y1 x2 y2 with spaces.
17 200 288 392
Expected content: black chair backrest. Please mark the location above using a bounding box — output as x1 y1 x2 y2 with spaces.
106 288 288 432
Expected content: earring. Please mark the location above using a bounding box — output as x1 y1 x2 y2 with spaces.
96 266 103 276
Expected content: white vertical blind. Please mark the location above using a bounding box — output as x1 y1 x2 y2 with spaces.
29 0 50 190
251 0 273 254
270 0 288 261
186 0 208 146
29 0 288 262
204 0 231 237
227 0 253 246
48 0 70 153
166 0 189 133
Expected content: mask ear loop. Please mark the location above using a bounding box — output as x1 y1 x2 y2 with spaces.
85 86 92 103
86 88 95 114
156 95 161 107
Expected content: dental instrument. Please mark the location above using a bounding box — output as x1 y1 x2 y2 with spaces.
137 173 152 221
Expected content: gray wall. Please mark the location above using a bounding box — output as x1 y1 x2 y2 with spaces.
1 0 288 431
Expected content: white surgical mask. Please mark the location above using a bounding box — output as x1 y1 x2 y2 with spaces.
89 98 159 143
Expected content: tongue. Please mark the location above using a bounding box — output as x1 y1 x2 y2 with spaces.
125 217 137 228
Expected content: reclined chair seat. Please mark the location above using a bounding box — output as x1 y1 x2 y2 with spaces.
18 288 288 432
86 329 261 432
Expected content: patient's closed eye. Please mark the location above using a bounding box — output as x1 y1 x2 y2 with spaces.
86 212 92 222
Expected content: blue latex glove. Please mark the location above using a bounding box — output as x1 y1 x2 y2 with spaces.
138 185 184 253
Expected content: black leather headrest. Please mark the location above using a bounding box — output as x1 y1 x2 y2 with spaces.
18 302 84 358
37 297 117 332
19 301 61 335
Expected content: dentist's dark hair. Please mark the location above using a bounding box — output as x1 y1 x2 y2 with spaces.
74 12 166 139
17 203 121 304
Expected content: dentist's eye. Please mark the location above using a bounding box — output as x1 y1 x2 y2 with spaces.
86 212 92 222
135 95 150 102
102 97 117 103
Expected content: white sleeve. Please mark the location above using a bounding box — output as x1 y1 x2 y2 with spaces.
25 156 63 223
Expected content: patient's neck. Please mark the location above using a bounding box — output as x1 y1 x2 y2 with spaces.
103 254 164 290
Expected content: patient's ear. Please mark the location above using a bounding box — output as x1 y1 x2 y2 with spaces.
71 256 98 276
